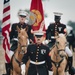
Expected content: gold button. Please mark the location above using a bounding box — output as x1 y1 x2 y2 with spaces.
55 27 57 28
36 57 38 59
37 46 39 48
37 49 39 51
37 52 39 54
36 60 38 62
36 55 38 56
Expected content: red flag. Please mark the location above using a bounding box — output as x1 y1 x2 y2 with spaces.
30 0 46 33
2 0 10 63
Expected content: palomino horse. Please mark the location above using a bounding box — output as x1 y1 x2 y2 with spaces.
49 34 68 75
11 26 28 75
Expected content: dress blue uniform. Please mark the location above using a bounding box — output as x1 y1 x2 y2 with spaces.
46 12 66 48
10 9 34 52
46 22 66 48
23 31 52 75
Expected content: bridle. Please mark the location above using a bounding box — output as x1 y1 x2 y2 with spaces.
55 41 65 55
18 41 28 54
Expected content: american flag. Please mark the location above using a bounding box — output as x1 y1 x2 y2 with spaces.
2 0 11 63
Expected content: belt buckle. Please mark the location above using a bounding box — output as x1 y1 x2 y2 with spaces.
36 61 38 64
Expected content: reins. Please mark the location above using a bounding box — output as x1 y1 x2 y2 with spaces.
18 42 28 54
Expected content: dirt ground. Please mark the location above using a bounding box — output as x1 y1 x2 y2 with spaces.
0 44 75 75
0 45 6 75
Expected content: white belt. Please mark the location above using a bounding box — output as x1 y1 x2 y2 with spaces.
51 36 55 39
30 60 45 65
13 38 18 41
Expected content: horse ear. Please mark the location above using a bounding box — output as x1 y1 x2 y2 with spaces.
17 26 20 33
55 31 59 39
25 26 28 32
65 33 67 37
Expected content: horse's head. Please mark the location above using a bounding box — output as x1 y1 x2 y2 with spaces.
17 26 28 54
55 33 68 56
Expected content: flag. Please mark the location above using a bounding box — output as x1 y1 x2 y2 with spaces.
2 0 10 63
30 0 46 33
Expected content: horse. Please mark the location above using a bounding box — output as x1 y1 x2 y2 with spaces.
11 26 28 75
49 33 68 75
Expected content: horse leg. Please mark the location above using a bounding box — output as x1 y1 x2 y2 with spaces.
12 70 15 75
10 69 13 75
58 71 65 75
53 72 56 75
53 72 55 75
53 70 57 75
12 70 17 75
25 60 30 75
58 66 66 75
52 65 57 75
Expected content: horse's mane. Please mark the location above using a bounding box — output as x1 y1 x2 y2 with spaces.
58 33 66 39
59 33 65 37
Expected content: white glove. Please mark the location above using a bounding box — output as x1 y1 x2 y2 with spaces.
42 40 51 44
12 38 18 41
9 50 14 59
21 64 26 75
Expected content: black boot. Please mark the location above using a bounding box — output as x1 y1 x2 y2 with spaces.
3 63 10 75
68 57 75 75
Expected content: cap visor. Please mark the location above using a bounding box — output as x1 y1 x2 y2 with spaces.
35 35 43 38
19 15 26 17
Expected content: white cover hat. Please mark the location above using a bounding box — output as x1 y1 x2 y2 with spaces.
18 10 28 17
33 30 46 36
53 12 63 16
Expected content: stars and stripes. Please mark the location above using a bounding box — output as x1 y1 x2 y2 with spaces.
2 0 11 63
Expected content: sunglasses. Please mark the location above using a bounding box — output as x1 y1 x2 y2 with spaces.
35 35 43 38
